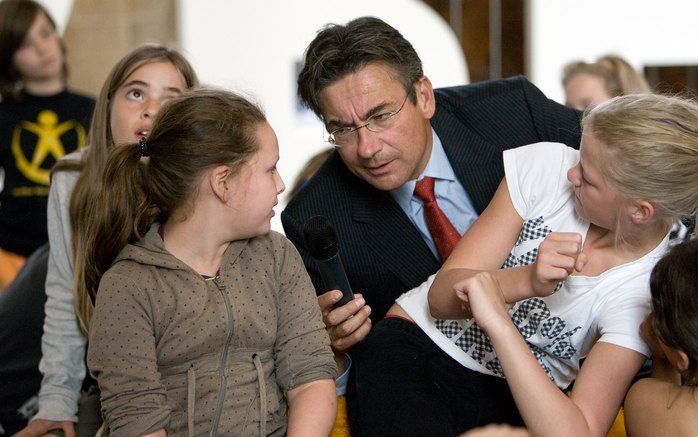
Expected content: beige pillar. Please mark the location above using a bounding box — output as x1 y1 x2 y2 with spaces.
62 0 177 96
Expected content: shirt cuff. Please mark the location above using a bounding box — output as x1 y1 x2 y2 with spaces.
335 354 351 396
33 393 79 422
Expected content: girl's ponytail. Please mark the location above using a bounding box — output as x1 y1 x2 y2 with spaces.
597 55 651 96
73 141 155 334
73 88 267 334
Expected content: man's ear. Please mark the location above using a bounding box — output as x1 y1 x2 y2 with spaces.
414 75 436 119
628 200 655 225
210 165 232 202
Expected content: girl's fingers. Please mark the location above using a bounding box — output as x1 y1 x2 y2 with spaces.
575 252 587 272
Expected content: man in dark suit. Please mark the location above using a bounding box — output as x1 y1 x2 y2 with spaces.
282 16 581 435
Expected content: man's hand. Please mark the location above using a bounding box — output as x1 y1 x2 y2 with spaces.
317 290 372 354
13 419 75 437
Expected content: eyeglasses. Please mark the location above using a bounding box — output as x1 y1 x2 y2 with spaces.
325 95 409 147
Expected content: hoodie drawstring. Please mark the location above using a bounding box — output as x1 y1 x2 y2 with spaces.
187 366 196 437
252 353 266 437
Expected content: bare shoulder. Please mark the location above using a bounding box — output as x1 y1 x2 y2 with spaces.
625 378 698 437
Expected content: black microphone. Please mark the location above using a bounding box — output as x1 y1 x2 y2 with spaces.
303 215 355 307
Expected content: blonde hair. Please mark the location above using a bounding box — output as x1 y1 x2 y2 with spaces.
54 44 199 336
582 94 698 239
562 55 651 98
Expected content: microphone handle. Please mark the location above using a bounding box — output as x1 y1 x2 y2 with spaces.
316 252 355 307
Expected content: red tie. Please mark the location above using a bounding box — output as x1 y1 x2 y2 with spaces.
414 176 461 263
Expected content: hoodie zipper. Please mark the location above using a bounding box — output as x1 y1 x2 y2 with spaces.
209 276 234 437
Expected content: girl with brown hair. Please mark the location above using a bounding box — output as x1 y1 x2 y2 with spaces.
0 0 94 290
625 238 698 437
16 43 198 437
86 88 337 436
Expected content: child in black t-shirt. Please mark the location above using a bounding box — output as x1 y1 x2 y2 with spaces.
0 0 94 290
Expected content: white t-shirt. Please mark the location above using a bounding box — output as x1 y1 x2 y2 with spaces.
397 142 670 389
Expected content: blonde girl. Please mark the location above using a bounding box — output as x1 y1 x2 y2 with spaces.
354 94 697 436
562 54 650 111
425 94 698 436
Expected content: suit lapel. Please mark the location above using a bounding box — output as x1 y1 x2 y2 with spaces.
351 186 439 289
431 103 504 213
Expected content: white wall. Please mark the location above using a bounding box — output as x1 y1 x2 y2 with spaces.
528 0 698 103
34 0 73 35
178 0 468 232
41 0 698 232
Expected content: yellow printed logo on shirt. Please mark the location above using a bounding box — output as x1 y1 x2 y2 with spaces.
11 110 86 185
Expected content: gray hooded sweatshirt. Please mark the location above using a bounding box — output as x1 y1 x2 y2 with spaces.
87 225 337 437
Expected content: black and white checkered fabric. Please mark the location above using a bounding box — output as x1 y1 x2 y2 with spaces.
432 214 565 380
454 323 493 362
516 216 551 246
435 319 462 338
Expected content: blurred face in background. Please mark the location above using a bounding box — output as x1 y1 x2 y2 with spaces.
12 12 63 90
564 72 611 111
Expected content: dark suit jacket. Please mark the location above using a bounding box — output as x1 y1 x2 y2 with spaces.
282 76 582 322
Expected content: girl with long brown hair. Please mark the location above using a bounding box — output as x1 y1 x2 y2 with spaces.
16 44 198 437
86 88 337 436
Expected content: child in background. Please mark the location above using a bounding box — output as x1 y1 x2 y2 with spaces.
624 238 698 437
86 88 337 436
0 0 94 290
15 44 198 437
562 54 650 111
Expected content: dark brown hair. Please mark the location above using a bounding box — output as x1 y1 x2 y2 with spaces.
0 0 65 101
650 238 698 386
297 16 423 118
76 87 266 332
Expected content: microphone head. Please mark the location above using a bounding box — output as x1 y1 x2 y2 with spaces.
303 215 339 260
